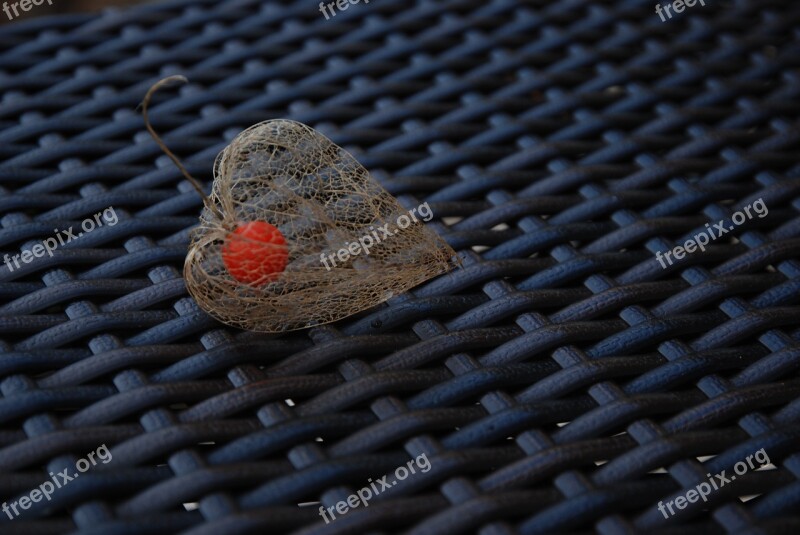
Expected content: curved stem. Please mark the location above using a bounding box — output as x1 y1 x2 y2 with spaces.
142 75 222 219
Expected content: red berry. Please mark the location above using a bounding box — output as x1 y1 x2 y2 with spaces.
222 221 288 286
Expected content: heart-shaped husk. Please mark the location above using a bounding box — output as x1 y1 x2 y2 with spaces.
184 120 457 332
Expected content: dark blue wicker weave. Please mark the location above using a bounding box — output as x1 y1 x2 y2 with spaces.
1 0 799 533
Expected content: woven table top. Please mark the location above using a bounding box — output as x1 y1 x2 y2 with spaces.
1 0 799 533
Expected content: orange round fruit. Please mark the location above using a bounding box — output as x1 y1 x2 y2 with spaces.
222 221 288 286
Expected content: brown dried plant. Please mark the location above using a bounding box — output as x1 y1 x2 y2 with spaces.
144 77 458 332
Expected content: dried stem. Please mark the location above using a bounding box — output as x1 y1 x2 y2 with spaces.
142 75 221 218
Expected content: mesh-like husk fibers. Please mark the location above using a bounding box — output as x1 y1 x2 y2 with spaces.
184 120 457 332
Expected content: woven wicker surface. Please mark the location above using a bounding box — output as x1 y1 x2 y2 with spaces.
1 0 799 533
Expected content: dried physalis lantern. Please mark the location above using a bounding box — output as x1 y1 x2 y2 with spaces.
143 76 458 332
